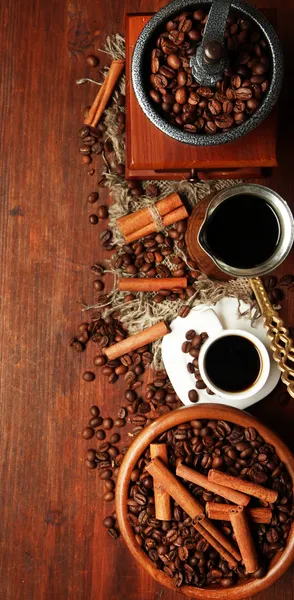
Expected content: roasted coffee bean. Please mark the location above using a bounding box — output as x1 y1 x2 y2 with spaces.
102 418 113 430
90 405 100 417
82 370 95 382
104 491 115 502
97 205 109 219
87 192 99 204
93 279 104 291
89 416 103 428
86 54 99 67
89 214 98 225
96 429 106 440
114 418 126 428
188 389 198 403
82 427 94 440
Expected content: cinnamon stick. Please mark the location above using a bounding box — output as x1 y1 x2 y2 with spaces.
84 59 125 127
146 457 204 519
146 458 240 566
84 79 106 127
193 515 239 568
117 193 182 238
193 514 241 562
229 506 259 574
118 277 187 293
206 503 272 524
125 205 189 244
176 463 250 507
208 470 278 504
102 321 169 361
150 444 171 520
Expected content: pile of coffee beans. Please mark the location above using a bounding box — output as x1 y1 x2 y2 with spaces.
127 418 293 588
115 222 199 304
148 9 270 134
82 372 181 538
181 329 215 399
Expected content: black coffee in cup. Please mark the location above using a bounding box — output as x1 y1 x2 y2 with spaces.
204 334 261 392
204 194 280 269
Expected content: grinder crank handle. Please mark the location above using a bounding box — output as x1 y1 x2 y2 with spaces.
190 0 232 85
201 0 232 63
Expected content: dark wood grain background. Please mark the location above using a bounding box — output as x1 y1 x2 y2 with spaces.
1 0 294 598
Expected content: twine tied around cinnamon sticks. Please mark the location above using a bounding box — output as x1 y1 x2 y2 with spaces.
116 193 189 244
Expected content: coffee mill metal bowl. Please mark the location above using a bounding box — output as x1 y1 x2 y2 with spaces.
131 0 284 146
116 404 294 599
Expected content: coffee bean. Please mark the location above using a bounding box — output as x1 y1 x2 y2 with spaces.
102 418 113 430
100 469 112 480
83 427 94 440
86 54 99 67
86 460 97 469
89 405 100 417
103 516 115 528
93 279 104 291
108 528 119 539
110 433 120 444
70 338 84 352
82 370 95 382
89 416 103 428
97 206 109 219
104 479 115 492
104 491 115 502
114 418 126 428
93 354 107 366
87 192 99 204
81 155 92 165
86 449 96 462
196 380 206 389
188 389 198 403
89 214 98 225
96 429 106 440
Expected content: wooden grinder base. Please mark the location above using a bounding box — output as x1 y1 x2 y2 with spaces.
126 11 277 182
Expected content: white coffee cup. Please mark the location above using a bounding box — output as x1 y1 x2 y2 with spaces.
198 327 270 400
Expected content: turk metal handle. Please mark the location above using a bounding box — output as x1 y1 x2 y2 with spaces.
190 0 232 85
250 277 294 398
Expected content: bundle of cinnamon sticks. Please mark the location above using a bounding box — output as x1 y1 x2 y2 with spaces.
146 453 278 575
117 193 189 243
84 59 125 128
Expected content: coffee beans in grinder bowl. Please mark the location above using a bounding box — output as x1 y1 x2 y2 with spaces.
132 0 283 145
116 405 294 599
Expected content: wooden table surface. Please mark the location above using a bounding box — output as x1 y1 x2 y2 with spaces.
1 0 294 599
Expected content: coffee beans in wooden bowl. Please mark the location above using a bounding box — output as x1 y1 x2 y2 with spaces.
116 406 294 598
148 9 270 135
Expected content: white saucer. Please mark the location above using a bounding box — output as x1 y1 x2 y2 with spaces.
162 297 280 410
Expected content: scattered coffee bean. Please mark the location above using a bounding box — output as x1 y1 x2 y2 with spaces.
88 192 99 204
86 54 99 67
82 370 95 382
93 279 104 291
90 405 100 417
104 491 115 502
103 516 115 528
96 429 106 440
103 418 113 430
93 354 107 366
114 418 126 428
89 214 98 225
82 427 94 440
188 389 198 403
97 205 109 219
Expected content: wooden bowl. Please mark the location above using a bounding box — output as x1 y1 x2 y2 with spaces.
116 404 294 599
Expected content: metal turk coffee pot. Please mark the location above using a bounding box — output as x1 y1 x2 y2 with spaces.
197 184 294 278
188 183 294 398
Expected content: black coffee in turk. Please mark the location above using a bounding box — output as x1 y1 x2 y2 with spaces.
204 195 280 269
204 335 261 393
